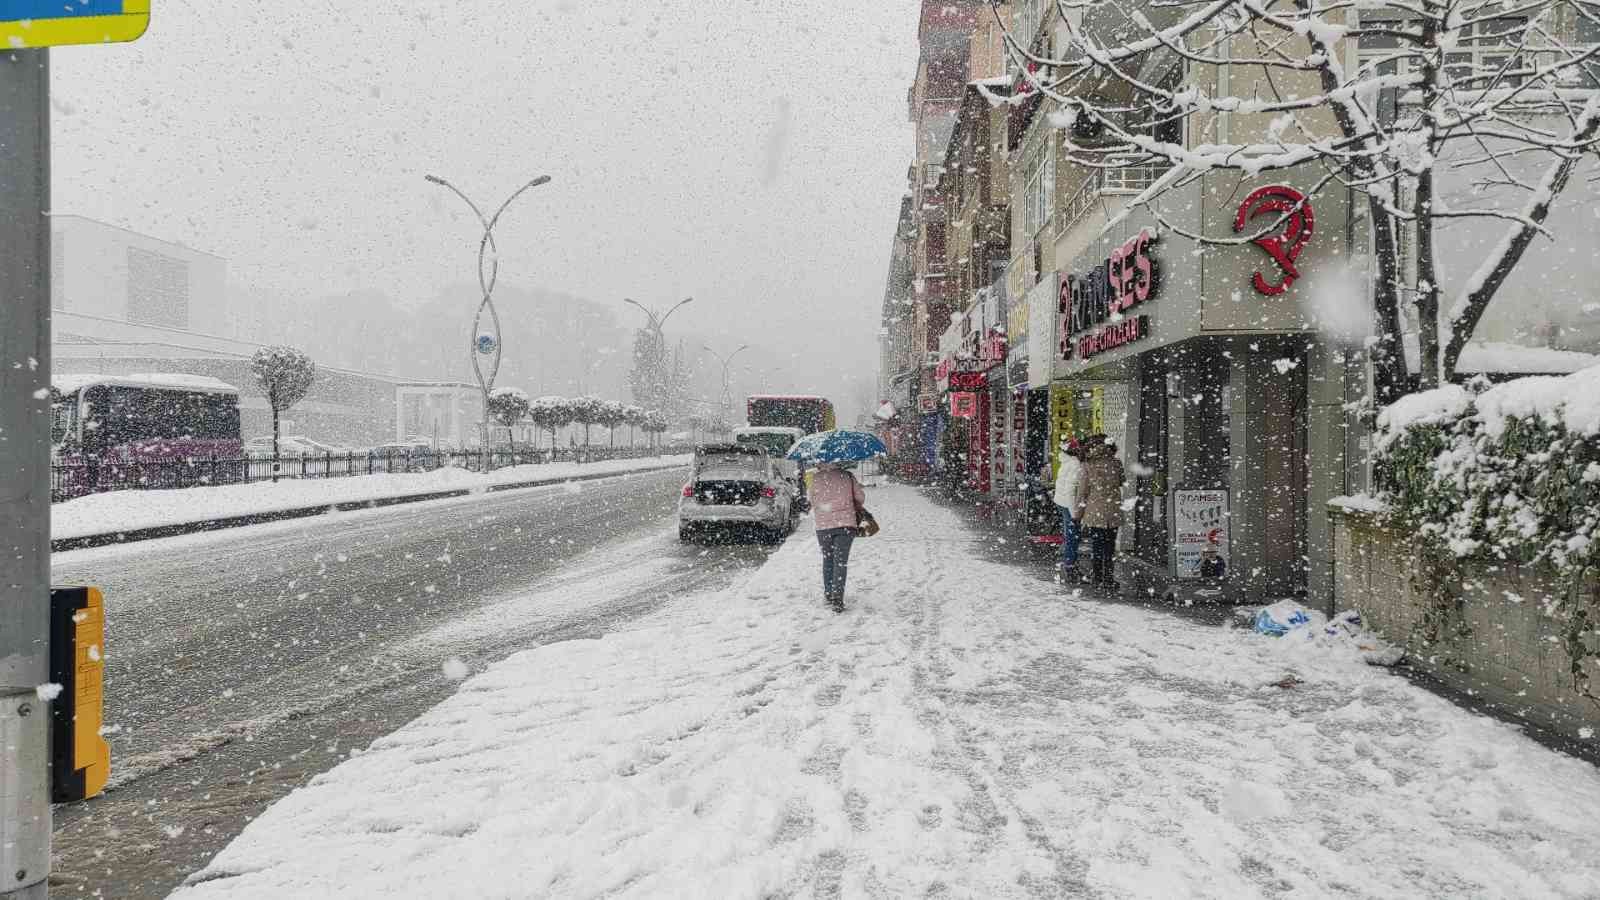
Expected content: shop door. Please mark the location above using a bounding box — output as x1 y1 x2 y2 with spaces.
1133 362 1169 563
1260 364 1309 594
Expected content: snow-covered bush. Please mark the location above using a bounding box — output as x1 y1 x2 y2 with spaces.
1373 367 1600 697
569 396 605 445
486 387 531 427
528 396 574 448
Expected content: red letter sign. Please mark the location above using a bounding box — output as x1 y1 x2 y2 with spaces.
1235 186 1314 296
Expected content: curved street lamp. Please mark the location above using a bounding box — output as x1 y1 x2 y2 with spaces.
702 343 751 424
623 297 694 416
425 173 551 449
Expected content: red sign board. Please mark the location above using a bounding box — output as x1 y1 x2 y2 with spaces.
1060 228 1160 360
950 393 978 418
948 371 988 391
1235 185 1315 296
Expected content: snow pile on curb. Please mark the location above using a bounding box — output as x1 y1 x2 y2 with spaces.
1246 601 1405 667
174 486 1600 899
52 455 689 540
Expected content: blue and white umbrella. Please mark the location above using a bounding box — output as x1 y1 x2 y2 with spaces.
786 429 887 465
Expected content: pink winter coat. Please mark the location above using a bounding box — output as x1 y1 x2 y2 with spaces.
811 468 865 531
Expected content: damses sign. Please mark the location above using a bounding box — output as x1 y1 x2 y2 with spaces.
1058 227 1160 361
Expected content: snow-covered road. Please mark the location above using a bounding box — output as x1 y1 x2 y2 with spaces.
176 485 1600 899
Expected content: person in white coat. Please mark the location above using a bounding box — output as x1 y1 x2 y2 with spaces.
1052 437 1084 583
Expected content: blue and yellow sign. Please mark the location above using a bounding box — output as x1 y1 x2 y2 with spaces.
1 0 149 50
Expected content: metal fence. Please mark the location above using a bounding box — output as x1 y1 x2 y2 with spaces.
51 444 688 503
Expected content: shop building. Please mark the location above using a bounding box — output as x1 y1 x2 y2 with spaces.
1046 171 1365 605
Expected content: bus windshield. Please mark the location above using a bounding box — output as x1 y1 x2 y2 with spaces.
735 430 799 458
746 396 836 435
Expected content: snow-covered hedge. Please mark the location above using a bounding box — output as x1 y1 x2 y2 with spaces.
1371 366 1600 697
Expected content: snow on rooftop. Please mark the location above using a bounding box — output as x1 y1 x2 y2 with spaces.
52 372 240 395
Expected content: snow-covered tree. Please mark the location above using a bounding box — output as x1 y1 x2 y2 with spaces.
250 345 316 473
622 404 646 446
487 388 530 424
641 409 669 451
528 395 571 450
487 387 531 449
999 0 1600 398
598 400 629 448
629 329 670 412
570 396 605 447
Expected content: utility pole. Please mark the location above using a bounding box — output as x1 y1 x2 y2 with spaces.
1 47 54 900
622 297 693 416
424 173 551 452
701 343 750 426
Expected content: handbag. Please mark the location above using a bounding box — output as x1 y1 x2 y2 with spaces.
853 488 880 537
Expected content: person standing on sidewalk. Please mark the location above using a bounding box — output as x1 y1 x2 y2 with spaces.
1076 436 1126 590
1052 437 1084 584
811 462 866 612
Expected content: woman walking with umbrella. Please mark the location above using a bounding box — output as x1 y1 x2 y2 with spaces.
788 430 885 612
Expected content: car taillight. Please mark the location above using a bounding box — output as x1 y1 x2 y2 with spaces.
682 484 694 498
761 486 777 499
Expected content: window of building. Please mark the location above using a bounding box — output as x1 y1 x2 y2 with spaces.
1021 139 1054 238
1357 15 1528 89
126 247 190 329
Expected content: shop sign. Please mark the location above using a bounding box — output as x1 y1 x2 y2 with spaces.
950 392 979 418
1059 228 1160 361
948 371 988 391
918 394 938 415
1174 490 1230 580
965 328 1008 370
1234 185 1315 296
1007 292 1030 385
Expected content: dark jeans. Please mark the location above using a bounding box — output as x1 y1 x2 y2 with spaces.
1057 505 1081 569
817 527 856 601
1087 527 1119 582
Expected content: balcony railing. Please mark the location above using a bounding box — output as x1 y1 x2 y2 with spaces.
1060 165 1170 236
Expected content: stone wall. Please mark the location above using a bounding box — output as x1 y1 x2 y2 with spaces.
1331 505 1600 742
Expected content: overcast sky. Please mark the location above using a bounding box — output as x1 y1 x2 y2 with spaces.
50 0 923 423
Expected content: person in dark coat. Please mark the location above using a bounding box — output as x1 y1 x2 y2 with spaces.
1076 436 1127 589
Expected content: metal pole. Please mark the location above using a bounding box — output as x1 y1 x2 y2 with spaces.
425 174 549 454
0 47 53 900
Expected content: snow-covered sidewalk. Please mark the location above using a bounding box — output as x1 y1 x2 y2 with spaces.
175 485 1600 899
52 455 689 541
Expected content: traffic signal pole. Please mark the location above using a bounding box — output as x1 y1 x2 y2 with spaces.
0 47 54 900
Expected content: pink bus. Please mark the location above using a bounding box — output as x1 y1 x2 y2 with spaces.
51 374 243 497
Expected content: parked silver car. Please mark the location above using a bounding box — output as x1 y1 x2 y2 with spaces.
678 443 797 543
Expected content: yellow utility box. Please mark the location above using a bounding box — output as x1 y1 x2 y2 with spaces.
50 586 110 802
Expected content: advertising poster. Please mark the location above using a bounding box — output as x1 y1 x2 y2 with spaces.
1174 490 1229 579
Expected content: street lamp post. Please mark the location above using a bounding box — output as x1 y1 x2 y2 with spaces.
623 296 693 417
425 173 551 454
702 343 750 425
